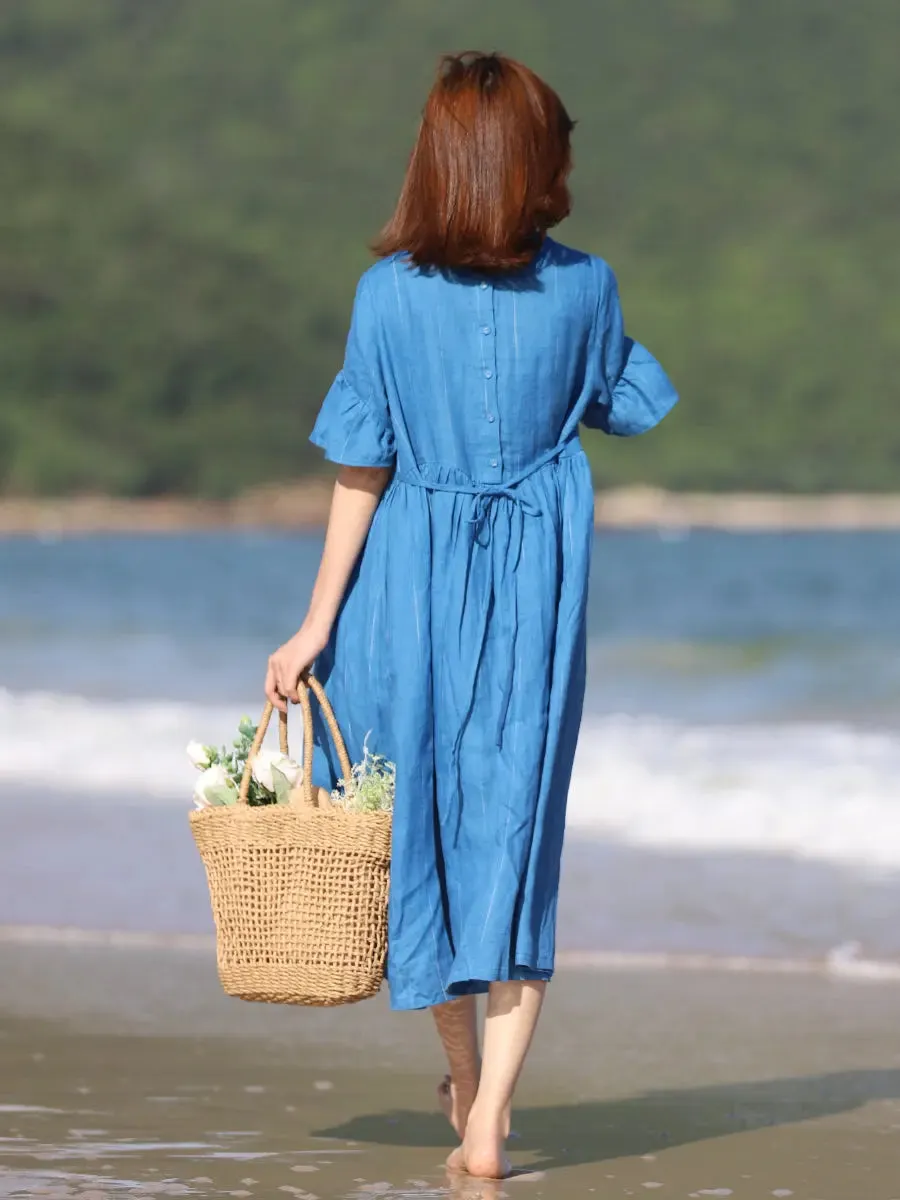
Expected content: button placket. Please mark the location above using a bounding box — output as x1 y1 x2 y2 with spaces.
480 282 501 474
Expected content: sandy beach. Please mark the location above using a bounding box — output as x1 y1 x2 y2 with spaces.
4 485 900 535
1 939 900 1199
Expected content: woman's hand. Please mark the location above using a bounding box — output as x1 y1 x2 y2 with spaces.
265 623 330 712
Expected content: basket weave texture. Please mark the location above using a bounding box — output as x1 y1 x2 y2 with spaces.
190 674 391 1006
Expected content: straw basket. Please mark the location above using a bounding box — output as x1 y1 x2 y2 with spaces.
190 674 391 1006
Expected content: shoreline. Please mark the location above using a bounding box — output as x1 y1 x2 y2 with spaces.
3 482 900 534
3 922 900 981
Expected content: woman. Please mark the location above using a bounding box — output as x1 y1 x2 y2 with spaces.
265 52 677 1179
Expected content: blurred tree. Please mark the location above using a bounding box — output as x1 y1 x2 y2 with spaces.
0 0 898 495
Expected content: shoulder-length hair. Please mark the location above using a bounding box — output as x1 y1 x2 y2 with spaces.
373 52 574 273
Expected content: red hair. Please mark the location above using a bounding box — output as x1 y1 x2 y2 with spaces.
374 52 574 273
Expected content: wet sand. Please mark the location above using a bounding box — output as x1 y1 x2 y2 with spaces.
2 943 900 1198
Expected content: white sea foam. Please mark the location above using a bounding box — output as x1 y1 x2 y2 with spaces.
0 687 245 799
2 688 900 870
567 714 900 870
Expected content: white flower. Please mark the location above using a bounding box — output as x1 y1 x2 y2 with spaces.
251 749 303 793
187 740 214 770
193 763 237 809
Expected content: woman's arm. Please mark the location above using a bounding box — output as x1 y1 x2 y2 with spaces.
265 464 391 711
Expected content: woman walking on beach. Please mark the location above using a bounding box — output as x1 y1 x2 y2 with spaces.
266 52 677 1178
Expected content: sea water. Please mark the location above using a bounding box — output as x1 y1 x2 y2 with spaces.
1 529 899 963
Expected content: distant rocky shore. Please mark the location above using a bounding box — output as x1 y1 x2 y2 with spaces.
3 482 900 535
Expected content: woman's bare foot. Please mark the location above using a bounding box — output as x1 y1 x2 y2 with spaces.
437 1074 478 1138
446 1106 511 1179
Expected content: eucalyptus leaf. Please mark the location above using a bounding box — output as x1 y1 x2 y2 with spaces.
271 766 293 805
207 782 238 807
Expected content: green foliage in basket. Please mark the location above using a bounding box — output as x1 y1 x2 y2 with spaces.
331 737 395 815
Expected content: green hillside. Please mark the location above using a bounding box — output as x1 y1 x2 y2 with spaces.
1 0 898 495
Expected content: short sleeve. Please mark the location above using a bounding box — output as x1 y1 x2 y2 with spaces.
310 274 396 467
582 262 679 437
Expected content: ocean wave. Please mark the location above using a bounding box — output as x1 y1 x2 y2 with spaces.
568 715 900 870
0 688 247 799
2 688 900 870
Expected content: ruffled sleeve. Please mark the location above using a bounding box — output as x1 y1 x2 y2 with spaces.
310 274 396 467
582 261 678 437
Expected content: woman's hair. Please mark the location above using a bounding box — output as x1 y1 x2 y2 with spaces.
374 52 574 273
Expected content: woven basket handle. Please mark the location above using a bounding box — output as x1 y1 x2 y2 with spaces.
238 673 353 808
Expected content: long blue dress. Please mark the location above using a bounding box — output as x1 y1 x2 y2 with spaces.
309 237 677 1010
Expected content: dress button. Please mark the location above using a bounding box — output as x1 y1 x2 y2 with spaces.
480 281 488 290
484 369 493 379
482 325 492 335
487 414 495 423
490 458 498 467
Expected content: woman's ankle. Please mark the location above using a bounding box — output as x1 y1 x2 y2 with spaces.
467 1094 508 1133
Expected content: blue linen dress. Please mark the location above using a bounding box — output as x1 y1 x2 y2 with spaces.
309 236 677 1010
